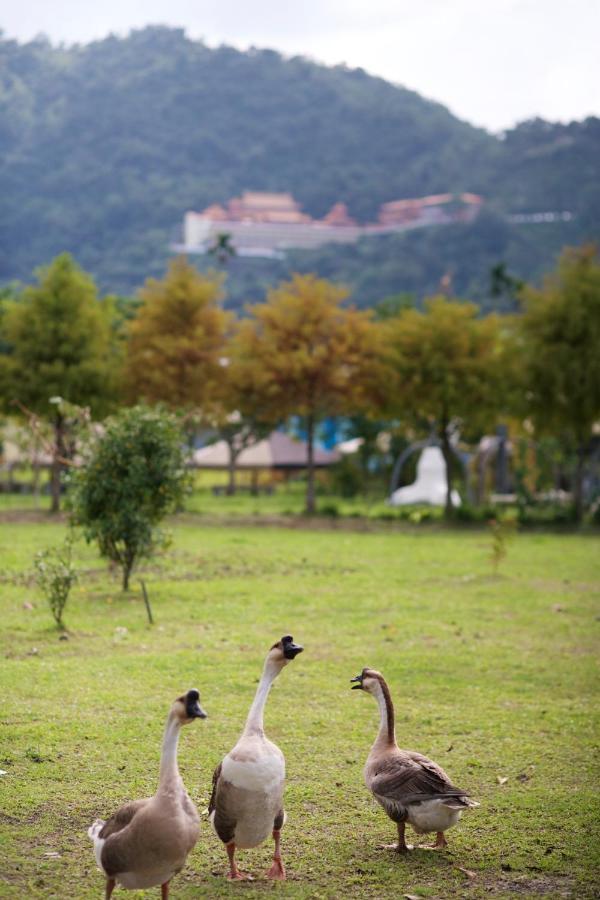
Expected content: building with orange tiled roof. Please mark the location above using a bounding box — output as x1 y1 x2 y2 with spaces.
179 190 483 258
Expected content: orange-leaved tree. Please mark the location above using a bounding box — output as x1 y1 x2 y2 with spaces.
124 257 231 416
230 274 384 514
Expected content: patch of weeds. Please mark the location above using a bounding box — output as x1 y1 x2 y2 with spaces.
25 748 53 763
33 534 77 629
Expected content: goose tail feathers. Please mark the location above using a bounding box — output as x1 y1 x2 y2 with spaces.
87 819 105 840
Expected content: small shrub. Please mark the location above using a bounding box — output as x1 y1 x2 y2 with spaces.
488 515 517 574
34 535 77 629
68 406 189 590
318 502 339 517
454 503 498 523
517 503 578 527
330 456 364 498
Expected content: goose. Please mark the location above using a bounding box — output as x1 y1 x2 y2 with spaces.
88 689 207 898
351 668 478 852
209 634 303 880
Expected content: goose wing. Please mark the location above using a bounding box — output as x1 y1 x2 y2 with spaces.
370 751 470 806
208 761 236 844
99 799 150 840
208 762 222 816
97 799 151 877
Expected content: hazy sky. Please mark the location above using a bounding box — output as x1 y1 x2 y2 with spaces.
3 0 599 132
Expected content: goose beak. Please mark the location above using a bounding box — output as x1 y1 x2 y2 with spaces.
185 689 208 719
350 674 363 690
282 635 304 660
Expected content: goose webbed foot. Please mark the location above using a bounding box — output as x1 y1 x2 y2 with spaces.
419 831 449 851
266 828 286 879
266 857 286 879
379 822 413 854
379 842 414 853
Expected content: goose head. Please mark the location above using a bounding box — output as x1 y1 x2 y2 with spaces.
268 634 304 668
172 688 208 725
350 667 384 694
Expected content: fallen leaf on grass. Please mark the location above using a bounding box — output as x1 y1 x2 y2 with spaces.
404 894 422 900
457 867 477 879
43 852 61 859
496 775 508 785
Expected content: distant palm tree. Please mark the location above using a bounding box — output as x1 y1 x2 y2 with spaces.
208 232 236 265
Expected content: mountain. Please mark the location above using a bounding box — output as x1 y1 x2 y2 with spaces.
1 26 598 307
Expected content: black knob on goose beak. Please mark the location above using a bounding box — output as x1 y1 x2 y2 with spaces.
185 689 208 719
282 635 304 660
350 674 363 690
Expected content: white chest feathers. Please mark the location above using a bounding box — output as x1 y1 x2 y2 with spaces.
222 742 285 793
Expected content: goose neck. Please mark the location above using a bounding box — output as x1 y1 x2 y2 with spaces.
243 659 281 736
372 679 397 751
157 713 183 794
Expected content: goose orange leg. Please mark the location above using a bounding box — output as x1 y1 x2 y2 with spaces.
226 842 253 880
105 878 116 899
161 883 170 899
266 829 286 880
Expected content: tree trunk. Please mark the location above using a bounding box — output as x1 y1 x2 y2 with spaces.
305 414 316 515
226 439 237 495
50 413 66 514
573 444 585 523
122 555 133 591
441 420 454 520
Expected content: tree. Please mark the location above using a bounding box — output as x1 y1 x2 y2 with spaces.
231 274 384 514
208 232 236 266
206 330 279 495
383 296 503 517
124 257 230 414
1 254 120 511
518 245 600 520
69 406 189 590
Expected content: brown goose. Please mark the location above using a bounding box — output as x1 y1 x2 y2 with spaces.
88 689 207 898
351 668 478 852
209 635 303 880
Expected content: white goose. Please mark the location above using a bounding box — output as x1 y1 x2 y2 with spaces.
209 635 303 880
351 668 478 852
88 689 207 898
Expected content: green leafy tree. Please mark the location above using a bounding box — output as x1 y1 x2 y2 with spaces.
518 245 600 520
1 254 120 511
124 257 230 415
208 232 237 266
384 296 503 517
231 274 384 514
68 406 189 590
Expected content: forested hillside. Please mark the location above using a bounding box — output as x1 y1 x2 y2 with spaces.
1 26 598 305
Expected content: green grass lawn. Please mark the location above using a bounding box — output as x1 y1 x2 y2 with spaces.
0 517 598 898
